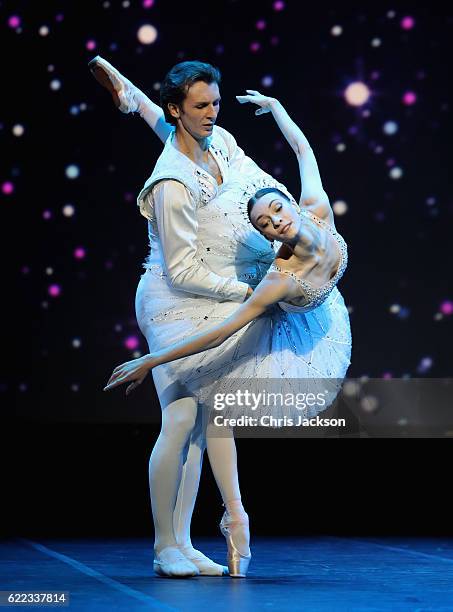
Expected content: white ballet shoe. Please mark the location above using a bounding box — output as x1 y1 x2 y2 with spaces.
179 545 229 576
88 55 141 114
153 546 200 578
220 511 252 578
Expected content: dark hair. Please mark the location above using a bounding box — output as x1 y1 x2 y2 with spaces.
247 188 290 228
160 61 222 125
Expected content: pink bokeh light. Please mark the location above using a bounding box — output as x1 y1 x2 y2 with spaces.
440 300 453 315
2 181 14 195
125 336 139 350
256 20 266 30
402 91 417 105
86 40 96 51
250 42 261 52
74 247 86 259
43 210 52 220
273 1 285 11
8 15 21 28
143 0 154 7
48 284 61 297
401 16 415 30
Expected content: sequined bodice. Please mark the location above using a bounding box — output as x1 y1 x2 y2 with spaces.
269 209 348 312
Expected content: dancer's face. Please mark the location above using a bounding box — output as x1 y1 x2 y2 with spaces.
169 81 221 140
250 192 301 242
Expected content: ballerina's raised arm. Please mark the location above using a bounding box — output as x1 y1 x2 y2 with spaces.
236 90 334 224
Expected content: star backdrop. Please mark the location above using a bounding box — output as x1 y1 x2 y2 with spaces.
6 1 453 422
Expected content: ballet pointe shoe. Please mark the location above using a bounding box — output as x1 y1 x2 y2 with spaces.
88 55 141 114
219 511 252 578
179 545 229 577
153 546 200 578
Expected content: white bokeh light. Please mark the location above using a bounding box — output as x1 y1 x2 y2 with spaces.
65 164 80 179
62 204 75 217
12 124 25 136
389 167 403 179
344 82 371 106
332 200 348 215
383 121 398 135
137 24 158 44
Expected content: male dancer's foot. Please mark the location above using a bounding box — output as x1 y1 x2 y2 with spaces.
153 546 199 578
88 55 143 113
178 544 228 576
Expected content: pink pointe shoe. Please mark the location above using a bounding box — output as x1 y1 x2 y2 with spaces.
220 510 252 578
88 55 141 113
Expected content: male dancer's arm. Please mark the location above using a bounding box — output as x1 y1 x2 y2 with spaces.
135 94 174 144
153 181 252 302
103 272 293 393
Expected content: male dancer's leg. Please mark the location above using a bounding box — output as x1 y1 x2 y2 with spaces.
150 370 199 553
173 404 206 548
151 370 227 574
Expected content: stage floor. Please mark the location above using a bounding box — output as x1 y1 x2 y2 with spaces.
1 537 453 610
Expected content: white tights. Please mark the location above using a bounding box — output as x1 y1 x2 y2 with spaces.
149 372 242 553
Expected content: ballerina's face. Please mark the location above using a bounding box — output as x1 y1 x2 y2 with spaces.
249 192 301 242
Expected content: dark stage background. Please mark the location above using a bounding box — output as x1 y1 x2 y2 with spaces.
5 1 453 537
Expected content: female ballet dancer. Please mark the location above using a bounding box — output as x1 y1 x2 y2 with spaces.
103 88 352 575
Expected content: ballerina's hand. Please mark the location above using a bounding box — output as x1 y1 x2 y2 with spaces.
103 354 155 396
235 90 276 115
